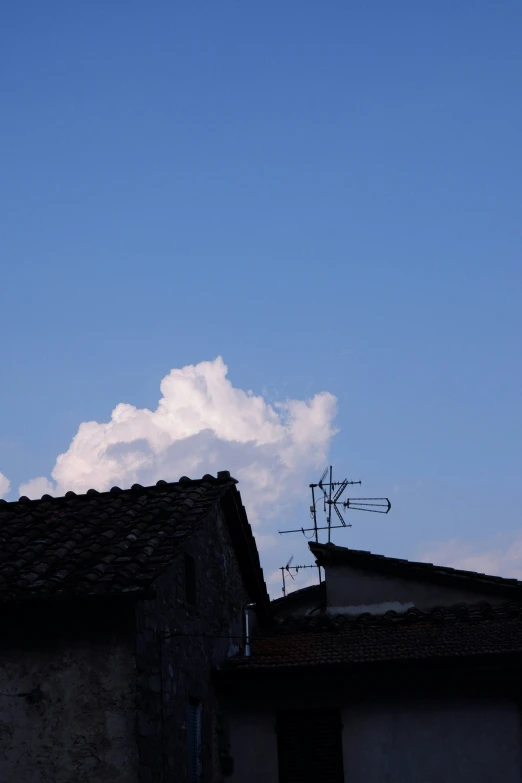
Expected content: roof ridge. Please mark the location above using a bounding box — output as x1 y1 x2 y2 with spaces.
273 599 522 635
0 472 237 507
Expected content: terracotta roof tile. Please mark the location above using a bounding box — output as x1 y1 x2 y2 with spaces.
0 475 235 603
230 602 522 669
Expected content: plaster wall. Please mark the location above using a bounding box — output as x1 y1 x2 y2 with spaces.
0 631 137 783
326 564 511 612
226 696 521 783
342 696 521 783
227 708 278 783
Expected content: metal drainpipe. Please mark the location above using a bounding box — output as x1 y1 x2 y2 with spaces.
244 603 256 657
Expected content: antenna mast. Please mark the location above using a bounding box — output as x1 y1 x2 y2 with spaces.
278 466 391 595
280 557 321 597
279 465 390 537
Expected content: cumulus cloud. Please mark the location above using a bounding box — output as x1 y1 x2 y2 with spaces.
416 534 522 580
0 472 10 499
19 357 337 539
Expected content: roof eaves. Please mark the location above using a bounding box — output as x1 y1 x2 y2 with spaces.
220 487 271 621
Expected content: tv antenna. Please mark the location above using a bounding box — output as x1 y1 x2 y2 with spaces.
278 466 391 543
279 555 322 597
277 466 391 597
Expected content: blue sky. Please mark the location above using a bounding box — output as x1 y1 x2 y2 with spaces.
1 2 521 594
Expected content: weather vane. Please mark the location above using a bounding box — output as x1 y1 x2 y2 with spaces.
278 466 391 595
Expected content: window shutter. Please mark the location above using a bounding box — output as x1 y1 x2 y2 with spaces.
188 699 202 782
276 709 343 783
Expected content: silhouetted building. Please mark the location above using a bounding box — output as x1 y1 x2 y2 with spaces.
0 473 269 783
219 541 522 783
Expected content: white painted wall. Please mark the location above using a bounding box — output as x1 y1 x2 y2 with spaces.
326 563 510 612
228 696 521 783
342 697 521 783
228 708 278 783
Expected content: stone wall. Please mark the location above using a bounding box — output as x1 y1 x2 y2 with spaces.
135 503 253 783
0 499 258 783
0 610 137 783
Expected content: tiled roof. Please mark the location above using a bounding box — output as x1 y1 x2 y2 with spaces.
0 473 244 603
271 582 324 608
310 542 522 593
230 602 522 670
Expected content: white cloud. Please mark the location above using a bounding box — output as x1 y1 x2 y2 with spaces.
19 358 337 535
19 477 55 499
416 533 522 580
0 472 10 498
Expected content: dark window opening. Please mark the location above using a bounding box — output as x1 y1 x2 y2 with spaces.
188 698 202 782
276 709 343 783
184 553 197 606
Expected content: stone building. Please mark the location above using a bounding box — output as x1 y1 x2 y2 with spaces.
0 472 269 783
219 541 522 783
